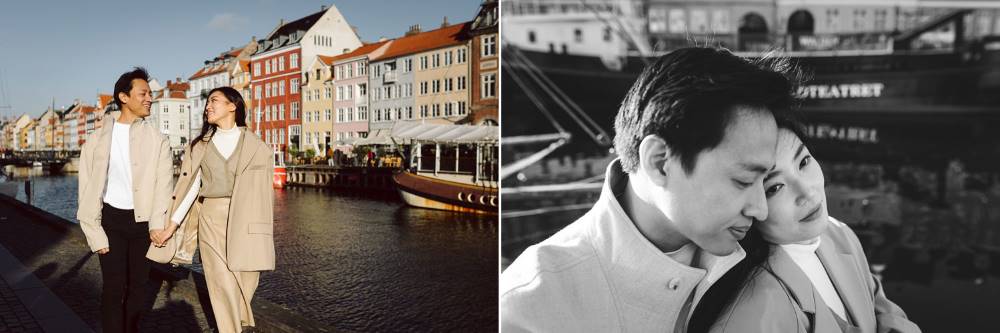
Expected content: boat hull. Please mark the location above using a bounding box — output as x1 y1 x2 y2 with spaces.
393 171 498 215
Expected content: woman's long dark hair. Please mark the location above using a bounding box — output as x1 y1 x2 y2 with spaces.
190 86 247 148
687 116 809 333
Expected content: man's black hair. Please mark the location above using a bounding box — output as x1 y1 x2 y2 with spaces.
613 47 806 174
113 67 150 109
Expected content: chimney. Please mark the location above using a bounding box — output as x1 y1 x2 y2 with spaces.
405 24 421 36
343 48 350 54
321 5 328 11
442 16 449 28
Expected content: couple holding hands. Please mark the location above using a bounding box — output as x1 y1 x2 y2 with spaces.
77 68 275 333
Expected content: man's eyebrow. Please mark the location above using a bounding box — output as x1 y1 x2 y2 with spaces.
739 162 772 174
764 169 782 182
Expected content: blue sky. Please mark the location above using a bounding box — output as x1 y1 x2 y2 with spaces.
0 0 481 118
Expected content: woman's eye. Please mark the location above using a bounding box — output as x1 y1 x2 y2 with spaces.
799 155 812 169
765 183 784 198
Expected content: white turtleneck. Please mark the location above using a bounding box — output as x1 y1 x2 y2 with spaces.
170 126 242 224
779 237 848 321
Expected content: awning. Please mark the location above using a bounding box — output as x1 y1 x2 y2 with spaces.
353 129 395 146
390 121 499 144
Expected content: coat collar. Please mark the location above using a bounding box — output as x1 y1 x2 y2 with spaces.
767 220 868 332
196 127 260 174
587 159 746 312
816 219 868 328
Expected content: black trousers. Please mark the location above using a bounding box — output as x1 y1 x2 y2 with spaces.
98 203 151 333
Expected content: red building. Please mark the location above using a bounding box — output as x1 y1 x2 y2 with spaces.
467 0 499 126
249 5 361 157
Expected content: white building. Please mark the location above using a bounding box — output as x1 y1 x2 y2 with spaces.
150 80 192 150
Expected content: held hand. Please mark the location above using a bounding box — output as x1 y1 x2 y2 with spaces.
154 223 179 247
150 230 163 246
96 248 109 255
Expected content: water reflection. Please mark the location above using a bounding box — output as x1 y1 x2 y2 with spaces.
4 175 498 332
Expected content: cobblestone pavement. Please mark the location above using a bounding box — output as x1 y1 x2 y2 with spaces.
0 197 214 332
0 272 43 332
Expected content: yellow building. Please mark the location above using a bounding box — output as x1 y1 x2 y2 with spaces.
413 23 471 125
301 54 336 158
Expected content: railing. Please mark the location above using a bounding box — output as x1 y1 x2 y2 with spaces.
383 71 398 84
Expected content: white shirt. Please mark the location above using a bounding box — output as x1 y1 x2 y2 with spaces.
103 122 134 209
780 237 848 321
170 126 241 224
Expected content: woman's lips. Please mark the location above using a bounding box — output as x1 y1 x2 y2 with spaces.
800 204 823 223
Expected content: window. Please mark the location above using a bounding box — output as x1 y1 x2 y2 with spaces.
326 87 334 100
265 106 271 121
432 80 441 93
458 48 467 63
358 61 367 75
305 89 311 102
402 83 411 97
279 129 285 144
574 29 583 43
358 106 368 120
445 51 453 65
482 35 496 56
447 78 455 92
254 63 261 76
278 56 285 71
375 109 382 122
528 30 537 43
432 54 440 67
419 56 428 70
336 66 342 80
358 83 367 97
458 76 467 90
420 81 428 95
162 106 168 114
444 102 453 116
346 85 354 100
291 102 300 119
306 111 312 123
271 83 278 97
347 64 354 77
265 83 271 98
432 104 440 117
279 104 285 120
162 121 169 130
326 108 333 121
458 101 467 115
420 105 428 118
406 106 413 119
290 78 299 93
291 54 299 68
265 61 271 74
403 58 413 72
279 81 285 96
482 73 496 98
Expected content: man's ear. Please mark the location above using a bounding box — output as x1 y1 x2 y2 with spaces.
638 134 672 187
117 91 129 107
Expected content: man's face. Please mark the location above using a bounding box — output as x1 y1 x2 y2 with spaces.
660 108 778 256
120 79 152 118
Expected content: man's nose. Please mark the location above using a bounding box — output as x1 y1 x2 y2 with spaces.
743 182 768 222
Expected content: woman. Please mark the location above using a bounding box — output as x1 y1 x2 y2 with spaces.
688 121 920 333
146 87 275 333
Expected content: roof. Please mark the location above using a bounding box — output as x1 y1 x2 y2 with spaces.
189 63 229 80
370 22 470 61
98 94 113 108
156 81 190 99
323 41 390 64
254 9 326 55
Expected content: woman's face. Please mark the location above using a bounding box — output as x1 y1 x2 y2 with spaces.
756 129 830 245
205 91 235 125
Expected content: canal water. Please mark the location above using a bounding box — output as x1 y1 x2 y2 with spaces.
4 174 498 332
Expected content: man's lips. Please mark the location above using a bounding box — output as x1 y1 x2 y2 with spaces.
729 225 751 239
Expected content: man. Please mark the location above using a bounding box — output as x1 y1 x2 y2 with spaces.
77 67 173 332
500 47 803 332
